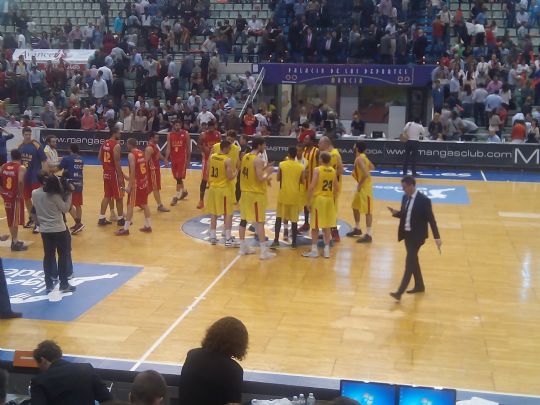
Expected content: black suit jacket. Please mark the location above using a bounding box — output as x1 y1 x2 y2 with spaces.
30 359 112 405
393 191 440 243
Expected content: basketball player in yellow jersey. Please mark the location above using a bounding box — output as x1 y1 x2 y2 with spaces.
238 137 275 260
212 130 241 201
271 146 305 249
206 140 238 247
347 141 375 243
298 134 319 233
303 152 338 259
318 136 343 242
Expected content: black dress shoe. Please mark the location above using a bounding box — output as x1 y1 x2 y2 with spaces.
0 311 23 319
406 288 425 294
389 292 401 301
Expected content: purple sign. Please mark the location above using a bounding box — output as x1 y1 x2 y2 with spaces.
257 63 435 86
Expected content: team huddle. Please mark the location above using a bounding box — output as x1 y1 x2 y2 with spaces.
0 121 375 260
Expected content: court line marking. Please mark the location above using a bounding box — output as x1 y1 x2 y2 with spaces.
480 170 487 182
498 212 540 219
129 254 242 371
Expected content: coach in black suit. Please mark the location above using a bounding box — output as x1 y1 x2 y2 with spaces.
387 176 442 301
0 255 22 319
30 340 113 405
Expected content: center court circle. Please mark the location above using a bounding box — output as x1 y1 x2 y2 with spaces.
181 211 353 247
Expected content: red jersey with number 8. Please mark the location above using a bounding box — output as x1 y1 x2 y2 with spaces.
1 162 21 200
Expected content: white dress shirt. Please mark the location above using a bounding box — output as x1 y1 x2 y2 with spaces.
405 190 418 231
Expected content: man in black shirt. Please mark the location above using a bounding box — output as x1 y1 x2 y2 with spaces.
235 13 248 44
30 340 112 405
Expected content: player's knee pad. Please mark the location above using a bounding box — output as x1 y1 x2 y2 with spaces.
176 179 183 185
239 219 247 228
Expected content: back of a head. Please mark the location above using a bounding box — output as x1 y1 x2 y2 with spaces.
130 370 167 405
33 340 62 364
201 316 248 360
331 397 361 405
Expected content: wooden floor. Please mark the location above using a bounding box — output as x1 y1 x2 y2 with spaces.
1 166 540 396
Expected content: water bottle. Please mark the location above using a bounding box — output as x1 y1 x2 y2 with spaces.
307 393 316 405
299 393 306 404
292 395 299 404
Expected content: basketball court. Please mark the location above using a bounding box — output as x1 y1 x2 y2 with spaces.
1 164 539 397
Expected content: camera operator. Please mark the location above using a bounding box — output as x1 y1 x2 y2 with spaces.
31 173 76 294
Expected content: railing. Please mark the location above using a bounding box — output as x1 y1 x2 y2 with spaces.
239 67 265 118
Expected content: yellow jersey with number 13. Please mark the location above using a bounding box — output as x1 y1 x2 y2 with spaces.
208 153 229 188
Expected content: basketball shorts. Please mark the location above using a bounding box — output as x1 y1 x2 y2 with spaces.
128 185 149 207
3 197 24 227
206 186 234 216
72 191 83 206
277 202 301 222
148 169 161 191
171 157 187 180
103 171 124 199
311 195 337 229
23 182 40 200
240 191 267 223
351 188 373 214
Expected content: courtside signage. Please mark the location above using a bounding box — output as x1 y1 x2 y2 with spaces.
373 183 470 204
4 259 142 321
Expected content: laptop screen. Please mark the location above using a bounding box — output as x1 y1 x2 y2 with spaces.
398 385 456 405
340 380 397 405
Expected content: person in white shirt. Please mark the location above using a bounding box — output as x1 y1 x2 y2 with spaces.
97 65 113 86
196 106 216 126
44 136 60 172
91 71 108 100
402 117 425 176
238 71 255 94
247 14 263 35
17 30 26 49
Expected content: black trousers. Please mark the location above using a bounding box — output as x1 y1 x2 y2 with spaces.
403 140 419 176
397 236 425 295
0 258 14 315
41 230 72 290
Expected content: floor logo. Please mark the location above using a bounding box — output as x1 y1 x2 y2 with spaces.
373 183 470 204
4 259 142 321
182 211 353 247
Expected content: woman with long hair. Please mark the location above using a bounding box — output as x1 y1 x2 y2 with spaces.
179 317 248 405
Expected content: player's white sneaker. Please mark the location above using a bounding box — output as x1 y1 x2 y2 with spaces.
323 246 330 258
210 237 218 245
239 244 256 255
302 250 319 258
260 250 276 260
225 237 239 247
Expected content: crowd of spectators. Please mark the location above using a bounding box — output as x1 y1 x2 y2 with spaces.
423 0 540 143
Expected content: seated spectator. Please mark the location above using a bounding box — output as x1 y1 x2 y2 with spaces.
487 129 502 143
350 112 365 136
81 108 97 130
5 115 21 129
31 340 113 405
129 370 167 405
428 113 444 140
526 118 540 143
511 120 527 143
179 317 248 405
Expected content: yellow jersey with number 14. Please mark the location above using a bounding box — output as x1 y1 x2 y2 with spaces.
314 166 336 198
240 153 266 194
208 153 229 188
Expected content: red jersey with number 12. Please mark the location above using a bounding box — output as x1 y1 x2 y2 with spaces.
148 143 160 171
100 139 119 173
1 162 21 200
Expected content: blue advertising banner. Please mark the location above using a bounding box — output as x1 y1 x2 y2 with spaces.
258 63 436 86
373 183 470 205
4 259 142 321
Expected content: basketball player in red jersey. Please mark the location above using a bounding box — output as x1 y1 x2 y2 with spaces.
145 132 170 212
197 120 221 209
98 123 125 226
116 138 152 236
0 149 27 251
166 119 190 206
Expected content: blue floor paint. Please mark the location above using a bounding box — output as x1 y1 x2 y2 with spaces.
374 183 470 204
4 259 142 321
79 156 538 183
